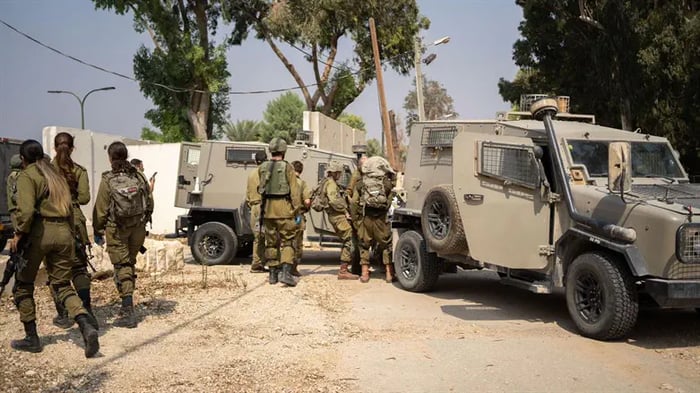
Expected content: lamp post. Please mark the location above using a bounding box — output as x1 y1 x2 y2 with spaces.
415 36 450 121
47 86 116 129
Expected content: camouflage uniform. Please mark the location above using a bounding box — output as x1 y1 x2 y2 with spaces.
246 166 265 271
294 174 312 273
260 138 302 286
93 168 153 328
322 161 358 280
12 160 99 356
6 154 22 229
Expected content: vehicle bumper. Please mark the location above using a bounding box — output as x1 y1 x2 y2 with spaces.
643 278 700 308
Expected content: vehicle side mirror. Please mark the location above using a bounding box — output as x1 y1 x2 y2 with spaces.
608 142 632 194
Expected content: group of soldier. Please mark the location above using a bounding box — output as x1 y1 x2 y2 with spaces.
5 133 153 358
245 137 397 287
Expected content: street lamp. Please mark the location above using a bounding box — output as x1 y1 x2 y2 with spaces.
47 86 116 129
415 36 450 121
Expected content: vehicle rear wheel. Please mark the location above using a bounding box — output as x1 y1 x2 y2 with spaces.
394 230 442 292
421 185 467 254
191 222 238 266
565 252 638 340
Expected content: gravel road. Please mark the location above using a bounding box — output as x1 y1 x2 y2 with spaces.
1 249 699 393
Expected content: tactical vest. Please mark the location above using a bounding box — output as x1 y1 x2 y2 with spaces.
258 160 290 197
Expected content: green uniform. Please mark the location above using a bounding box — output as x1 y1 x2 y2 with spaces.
353 175 395 266
323 177 352 263
93 169 153 299
246 167 264 267
6 169 20 229
261 160 301 268
13 163 89 323
294 175 312 263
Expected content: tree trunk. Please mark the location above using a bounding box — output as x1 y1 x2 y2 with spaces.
188 91 211 141
619 96 633 131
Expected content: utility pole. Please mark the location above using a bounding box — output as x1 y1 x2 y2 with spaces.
414 36 426 121
369 17 396 169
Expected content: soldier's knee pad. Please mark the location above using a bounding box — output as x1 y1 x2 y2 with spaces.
12 280 35 307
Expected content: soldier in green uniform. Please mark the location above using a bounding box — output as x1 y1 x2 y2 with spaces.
259 138 302 287
10 140 99 358
246 151 268 273
6 154 22 229
50 132 95 329
352 156 396 283
321 161 359 280
346 149 368 274
291 160 312 277
93 141 154 328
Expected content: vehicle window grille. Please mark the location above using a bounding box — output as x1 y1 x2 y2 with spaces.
318 163 327 183
420 147 453 166
480 142 539 189
422 126 458 147
317 162 352 187
225 147 265 165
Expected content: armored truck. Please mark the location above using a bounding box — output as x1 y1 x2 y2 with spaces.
175 140 356 266
392 98 700 340
0 138 22 251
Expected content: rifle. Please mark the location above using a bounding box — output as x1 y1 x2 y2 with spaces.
75 236 97 273
0 238 29 297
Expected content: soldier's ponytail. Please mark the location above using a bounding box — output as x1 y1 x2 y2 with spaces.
19 140 71 217
108 141 135 174
54 132 78 199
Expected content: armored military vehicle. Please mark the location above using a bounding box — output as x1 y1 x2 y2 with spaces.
175 140 356 266
392 97 700 340
0 138 22 251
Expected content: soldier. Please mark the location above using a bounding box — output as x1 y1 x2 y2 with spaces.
6 154 22 229
259 138 302 287
320 160 359 280
291 160 312 277
347 148 368 274
50 132 95 329
246 150 268 273
93 142 154 328
352 156 396 283
10 140 99 357
130 158 156 190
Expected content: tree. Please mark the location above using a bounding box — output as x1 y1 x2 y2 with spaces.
499 1 700 173
222 120 263 141
225 0 428 118
260 91 306 142
337 113 366 130
93 0 258 141
404 74 458 126
366 138 383 157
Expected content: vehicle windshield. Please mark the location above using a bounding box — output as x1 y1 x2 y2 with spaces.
568 140 683 178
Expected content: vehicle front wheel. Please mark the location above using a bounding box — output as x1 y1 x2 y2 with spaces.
394 230 442 292
191 222 238 266
565 252 638 340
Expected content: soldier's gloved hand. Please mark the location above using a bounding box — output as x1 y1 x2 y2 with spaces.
295 215 302 225
94 234 105 247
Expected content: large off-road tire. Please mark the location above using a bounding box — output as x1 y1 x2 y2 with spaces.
565 252 638 340
421 185 467 253
394 230 442 292
191 222 238 266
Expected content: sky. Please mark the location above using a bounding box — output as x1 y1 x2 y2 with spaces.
0 0 523 143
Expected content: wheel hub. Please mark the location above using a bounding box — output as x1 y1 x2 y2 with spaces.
574 272 605 324
200 234 224 259
399 245 417 280
427 200 450 240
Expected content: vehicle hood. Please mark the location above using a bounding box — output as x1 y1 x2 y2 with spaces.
630 183 700 212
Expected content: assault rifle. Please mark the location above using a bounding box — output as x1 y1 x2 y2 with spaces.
75 235 97 273
0 238 29 297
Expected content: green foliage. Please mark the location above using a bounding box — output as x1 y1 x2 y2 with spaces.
366 138 383 158
222 120 263 141
226 0 427 118
404 74 458 128
337 113 366 130
93 0 259 141
500 0 700 173
260 92 306 143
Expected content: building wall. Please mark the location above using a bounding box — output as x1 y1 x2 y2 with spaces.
303 111 366 155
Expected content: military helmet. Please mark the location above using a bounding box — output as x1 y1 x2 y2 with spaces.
269 137 288 153
327 160 344 173
10 154 22 170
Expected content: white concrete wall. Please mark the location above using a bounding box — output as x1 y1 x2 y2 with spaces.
303 111 366 155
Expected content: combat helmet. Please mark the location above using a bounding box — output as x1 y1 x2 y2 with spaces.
10 154 22 170
327 160 344 173
269 137 288 154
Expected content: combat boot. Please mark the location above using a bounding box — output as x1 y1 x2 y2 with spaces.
269 266 280 284
77 288 99 330
385 264 396 283
52 301 73 329
279 264 297 287
250 263 268 273
114 296 138 329
360 264 370 283
76 314 100 358
291 260 302 277
338 263 359 280
10 321 43 353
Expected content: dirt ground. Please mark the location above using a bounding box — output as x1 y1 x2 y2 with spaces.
1 249 700 393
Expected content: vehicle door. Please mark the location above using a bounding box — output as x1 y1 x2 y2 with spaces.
175 142 201 208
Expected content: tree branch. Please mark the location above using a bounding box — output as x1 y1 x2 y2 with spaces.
265 37 314 110
310 44 327 108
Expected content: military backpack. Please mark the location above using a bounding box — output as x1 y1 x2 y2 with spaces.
310 178 331 212
359 156 393 210
106 171 149 227
258 160 290 197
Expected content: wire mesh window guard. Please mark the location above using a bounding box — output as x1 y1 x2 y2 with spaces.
479 142 539 189
225 147 265 165
422 126 458 147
